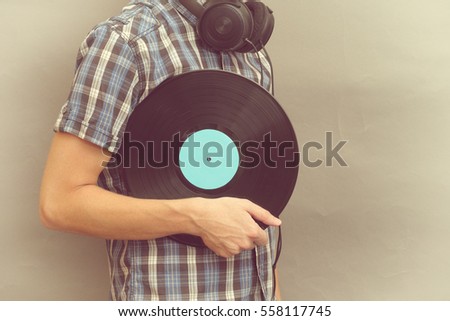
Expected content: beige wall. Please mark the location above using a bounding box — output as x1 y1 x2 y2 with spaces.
1 0 449 300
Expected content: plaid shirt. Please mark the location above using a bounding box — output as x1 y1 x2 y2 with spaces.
55 0 276 300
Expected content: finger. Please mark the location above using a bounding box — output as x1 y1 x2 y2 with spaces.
210 246 233 258
252 228 269 246
240 239 257 251
243 200 281 227
204 239 239 258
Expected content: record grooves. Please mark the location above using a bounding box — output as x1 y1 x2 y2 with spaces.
119 70 299 247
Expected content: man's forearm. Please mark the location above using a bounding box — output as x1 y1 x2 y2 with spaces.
40 184 200 240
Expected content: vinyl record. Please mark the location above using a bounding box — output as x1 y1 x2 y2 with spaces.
119 70 299 247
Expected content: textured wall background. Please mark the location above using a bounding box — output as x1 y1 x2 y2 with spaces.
1 0 449 300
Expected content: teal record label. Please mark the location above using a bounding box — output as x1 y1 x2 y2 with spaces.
179 129 240 190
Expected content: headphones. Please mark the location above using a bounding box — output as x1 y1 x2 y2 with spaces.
179 0 275 53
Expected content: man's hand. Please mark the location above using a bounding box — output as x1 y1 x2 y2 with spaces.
188 197 281 258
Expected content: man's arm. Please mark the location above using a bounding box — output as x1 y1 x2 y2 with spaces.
40 132 281 258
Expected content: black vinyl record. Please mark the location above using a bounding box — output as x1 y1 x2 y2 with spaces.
119 70 299 247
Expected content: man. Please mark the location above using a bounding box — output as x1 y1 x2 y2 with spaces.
40 0 281 300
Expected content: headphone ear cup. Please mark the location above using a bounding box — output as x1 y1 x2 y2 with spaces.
237 1 274 53
197 0 254 51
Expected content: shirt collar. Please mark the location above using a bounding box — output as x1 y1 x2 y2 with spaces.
169 0 206 25
130 0 205 25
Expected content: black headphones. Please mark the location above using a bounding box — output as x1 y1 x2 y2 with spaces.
179 0 275 53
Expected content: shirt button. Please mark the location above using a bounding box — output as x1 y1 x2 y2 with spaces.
62 106 68 114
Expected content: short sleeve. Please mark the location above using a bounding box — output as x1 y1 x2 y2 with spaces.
54 25 140 154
